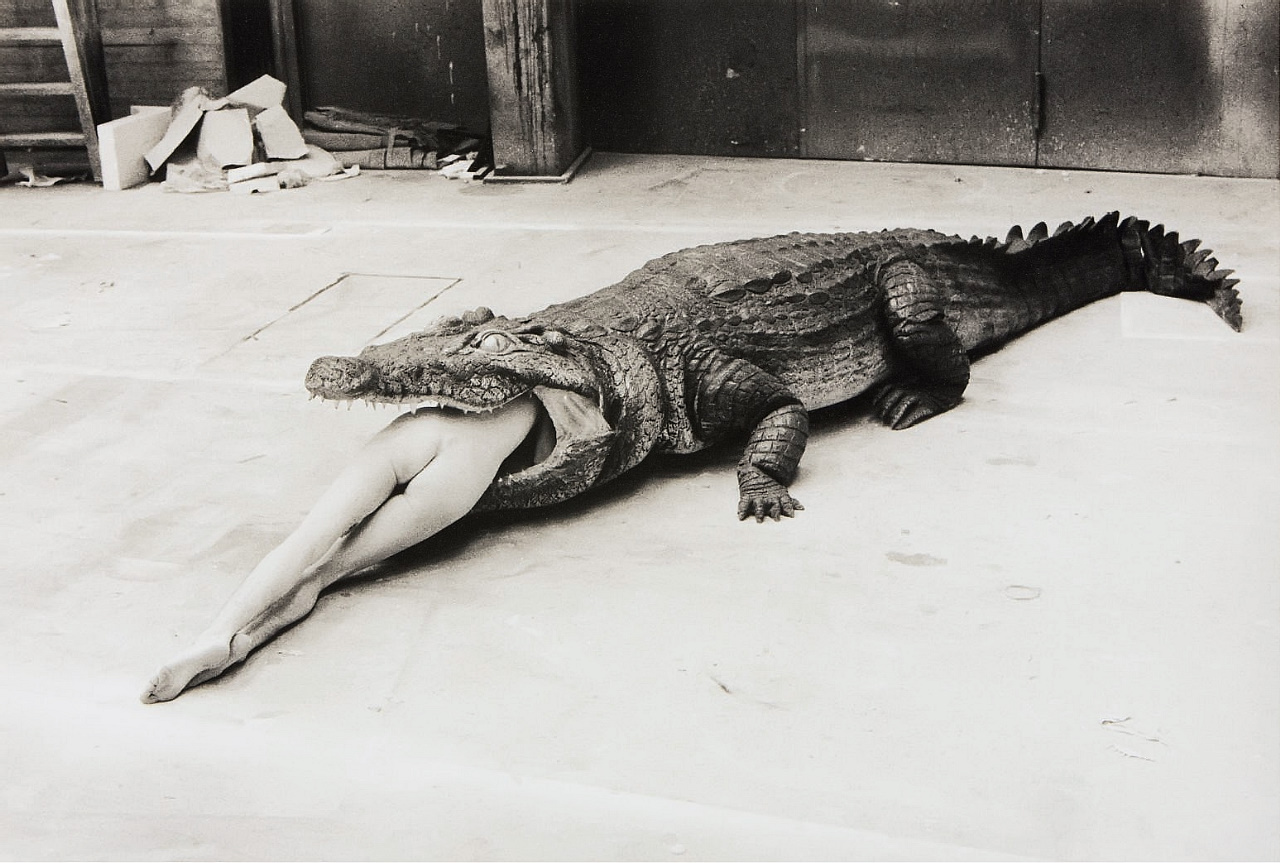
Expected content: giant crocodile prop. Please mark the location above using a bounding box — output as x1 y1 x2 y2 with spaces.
306 213 1241 521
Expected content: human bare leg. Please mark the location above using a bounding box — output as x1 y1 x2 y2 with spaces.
142 397 539 703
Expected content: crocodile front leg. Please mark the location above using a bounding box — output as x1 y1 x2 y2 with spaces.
736 403 809 521
871 257 972 429
692 350 809 521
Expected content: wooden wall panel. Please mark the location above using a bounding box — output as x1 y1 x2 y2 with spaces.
0 44 78 134
99 0 227 117
2 0 225 136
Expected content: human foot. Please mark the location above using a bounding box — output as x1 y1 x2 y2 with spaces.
140 638 234 703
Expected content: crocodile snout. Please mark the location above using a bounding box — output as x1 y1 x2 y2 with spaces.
305 355 377 399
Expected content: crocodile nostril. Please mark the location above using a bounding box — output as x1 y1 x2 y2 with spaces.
305 356 376 397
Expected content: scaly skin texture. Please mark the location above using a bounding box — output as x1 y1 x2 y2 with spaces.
306 213 1242 521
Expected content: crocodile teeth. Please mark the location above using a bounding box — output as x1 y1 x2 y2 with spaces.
350 394 507 415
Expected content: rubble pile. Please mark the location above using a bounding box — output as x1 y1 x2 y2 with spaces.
140 75 492 193
144 75 355 193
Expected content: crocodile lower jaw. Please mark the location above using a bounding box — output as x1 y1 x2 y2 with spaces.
496 385 614 483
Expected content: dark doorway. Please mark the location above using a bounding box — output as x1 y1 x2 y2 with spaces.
221 0 279 93
577 0 802 158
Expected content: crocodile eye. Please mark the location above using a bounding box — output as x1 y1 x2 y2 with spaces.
475 331 516 353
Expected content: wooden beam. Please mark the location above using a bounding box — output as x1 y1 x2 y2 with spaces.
0 27 62 44
0 131 87 147
0 26 214 46
482 0 585 177
102 27 219 46
51 0 111 181
0 82 76 96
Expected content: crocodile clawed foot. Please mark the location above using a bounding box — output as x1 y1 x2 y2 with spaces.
736 466 804 522
871 382 958 430
737 490 804 522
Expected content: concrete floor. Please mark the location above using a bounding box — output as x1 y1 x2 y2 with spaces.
1 154 1277 861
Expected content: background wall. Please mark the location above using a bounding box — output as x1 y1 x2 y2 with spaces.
576 0 802 158
1038 0 1279 178
578 0 1280 178
3 0 1276 178
800 0 1040 166
1 0 226 137
293 0 490 132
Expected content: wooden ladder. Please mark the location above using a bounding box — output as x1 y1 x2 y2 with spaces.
0 0 111 180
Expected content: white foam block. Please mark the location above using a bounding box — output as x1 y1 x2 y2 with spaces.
97 108 173 190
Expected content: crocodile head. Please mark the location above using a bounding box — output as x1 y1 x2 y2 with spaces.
305 307 633 510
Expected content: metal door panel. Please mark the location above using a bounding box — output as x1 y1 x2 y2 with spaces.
803 0 1040 165
1039 0 1279 178
577 0 801 157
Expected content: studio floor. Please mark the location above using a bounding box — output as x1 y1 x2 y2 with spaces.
1 153 1277 861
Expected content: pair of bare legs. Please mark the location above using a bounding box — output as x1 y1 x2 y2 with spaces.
141 396 541 703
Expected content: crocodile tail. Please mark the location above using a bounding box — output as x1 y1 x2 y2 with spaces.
1119 216 1243 331
992 211 1134 326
